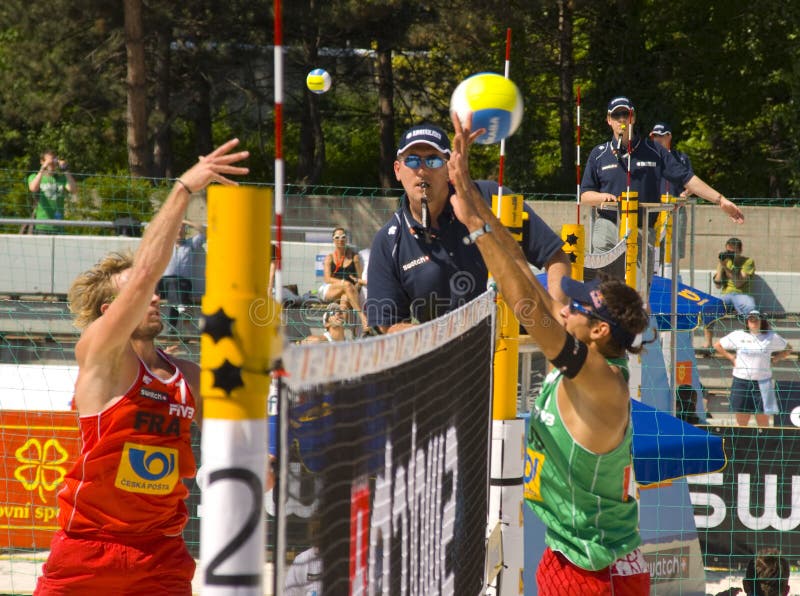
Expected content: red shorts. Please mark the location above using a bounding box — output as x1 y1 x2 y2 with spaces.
34 529 195 596
536 546 650 595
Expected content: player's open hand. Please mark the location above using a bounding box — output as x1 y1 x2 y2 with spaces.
448 112 484 227
178 138 250 193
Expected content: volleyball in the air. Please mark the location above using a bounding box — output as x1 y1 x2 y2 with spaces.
306 68 332 94
450 72 523 144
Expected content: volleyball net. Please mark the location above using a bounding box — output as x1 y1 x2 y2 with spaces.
271 291 496 595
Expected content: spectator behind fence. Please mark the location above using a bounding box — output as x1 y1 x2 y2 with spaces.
157 219 206 329
26 149 78 234
319 227 368 333
704 237 756 348
366 122 570 334
714 549 791 596
284 515 322 596
713 310 791 427
744 549 791 596
301 303 347 344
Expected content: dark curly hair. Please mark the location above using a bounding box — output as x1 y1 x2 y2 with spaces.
596 275 650 356
743 549 789 596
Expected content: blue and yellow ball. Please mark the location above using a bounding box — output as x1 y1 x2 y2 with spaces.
450 72 523 144
306 68 332 94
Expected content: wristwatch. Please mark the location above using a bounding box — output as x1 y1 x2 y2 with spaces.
463 223 492 245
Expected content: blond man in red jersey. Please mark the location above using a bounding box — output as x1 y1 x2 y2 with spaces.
34 139 249 596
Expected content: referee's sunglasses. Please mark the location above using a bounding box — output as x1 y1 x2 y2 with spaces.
402 155 447 170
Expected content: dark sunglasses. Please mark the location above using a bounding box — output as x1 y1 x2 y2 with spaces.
610 110 631 121
402 154 446 170
569 300 616 326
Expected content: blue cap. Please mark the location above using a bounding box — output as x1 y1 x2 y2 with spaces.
650 122 672 136
396 124 451 156
561 277 637 349
607 96 635 114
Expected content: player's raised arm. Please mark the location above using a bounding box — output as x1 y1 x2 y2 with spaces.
79 139 249 360
447 113 648 409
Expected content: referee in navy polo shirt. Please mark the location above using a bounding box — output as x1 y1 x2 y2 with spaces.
580 96 743 257
365 123 570 333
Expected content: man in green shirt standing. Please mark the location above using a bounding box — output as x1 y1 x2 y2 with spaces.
27 149 78 234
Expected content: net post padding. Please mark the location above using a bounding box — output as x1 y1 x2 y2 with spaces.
278 291 496 595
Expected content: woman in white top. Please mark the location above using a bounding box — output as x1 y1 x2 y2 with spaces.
714 310 792 426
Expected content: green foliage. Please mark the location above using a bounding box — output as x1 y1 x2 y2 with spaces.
0 170 33 235
0 0 799 198
72 175 161 235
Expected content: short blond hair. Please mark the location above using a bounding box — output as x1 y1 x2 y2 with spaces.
68 252 134 330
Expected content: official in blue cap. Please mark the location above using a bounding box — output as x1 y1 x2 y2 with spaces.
365 123 571 332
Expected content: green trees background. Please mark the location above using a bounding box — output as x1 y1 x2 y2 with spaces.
1 0 799 197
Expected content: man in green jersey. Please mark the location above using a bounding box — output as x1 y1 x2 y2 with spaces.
447 113 651 595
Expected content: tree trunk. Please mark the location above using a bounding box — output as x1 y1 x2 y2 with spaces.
297 88 325 184
195 74 213 158
376 45 395 190
152 20 172 179
123 0 149 177
296 0 323 185
558 0 576 192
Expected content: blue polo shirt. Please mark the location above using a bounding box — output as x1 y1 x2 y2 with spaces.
581 136 693 227
365 180 564 327
661 149 693 197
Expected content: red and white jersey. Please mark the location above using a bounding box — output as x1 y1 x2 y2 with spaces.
58 350 197 539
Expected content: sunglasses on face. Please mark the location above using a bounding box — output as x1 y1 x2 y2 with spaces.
610 110 631 121
402 154 446 170
333 234 347 240
569 300 616 327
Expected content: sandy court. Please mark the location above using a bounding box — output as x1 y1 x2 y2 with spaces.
3 552 800 595
0 552 275 596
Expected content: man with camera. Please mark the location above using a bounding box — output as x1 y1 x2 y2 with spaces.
703 237 756 348
27 149 78 234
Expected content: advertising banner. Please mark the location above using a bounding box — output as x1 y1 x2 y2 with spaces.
0 410 80 549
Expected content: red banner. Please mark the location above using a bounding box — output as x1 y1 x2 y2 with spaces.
0 410 80 549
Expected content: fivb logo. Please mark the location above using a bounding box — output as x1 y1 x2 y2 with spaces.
168 403 195 419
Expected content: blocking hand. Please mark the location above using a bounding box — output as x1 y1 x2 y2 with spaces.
178 138 250 193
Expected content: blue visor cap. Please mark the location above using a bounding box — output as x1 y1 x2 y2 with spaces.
561 277 636 349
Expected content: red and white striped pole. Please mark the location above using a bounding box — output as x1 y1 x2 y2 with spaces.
497 28 511 192
272 1 288 593
576 86 581 222
273 0 284 296
560 86 585 280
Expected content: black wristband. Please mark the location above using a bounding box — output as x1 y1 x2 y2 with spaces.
176 178 193 194
549 333 588 379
